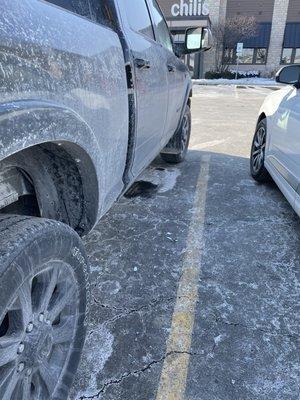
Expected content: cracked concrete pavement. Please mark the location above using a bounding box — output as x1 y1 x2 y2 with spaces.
70 85 300 400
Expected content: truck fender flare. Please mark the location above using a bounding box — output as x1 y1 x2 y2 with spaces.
177 84 193 132
0 99 100 160
0 100 102 233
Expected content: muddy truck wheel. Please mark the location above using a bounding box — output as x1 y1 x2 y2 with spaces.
0 215 89 400
160 104 191 164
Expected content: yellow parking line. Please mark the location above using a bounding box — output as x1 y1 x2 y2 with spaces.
156 155 210 400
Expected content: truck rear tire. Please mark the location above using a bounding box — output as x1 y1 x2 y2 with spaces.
0 215 88 400
160 104 191 164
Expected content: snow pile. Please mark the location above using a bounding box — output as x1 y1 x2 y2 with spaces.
228 69 260 77
193 77 282 86
75 325 114 399
139 167 181 193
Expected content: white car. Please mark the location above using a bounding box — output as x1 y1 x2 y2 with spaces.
250 64 300 216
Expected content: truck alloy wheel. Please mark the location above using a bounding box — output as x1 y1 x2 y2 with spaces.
0 216 88 400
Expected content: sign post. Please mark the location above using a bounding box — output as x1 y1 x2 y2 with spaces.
236 42 243 80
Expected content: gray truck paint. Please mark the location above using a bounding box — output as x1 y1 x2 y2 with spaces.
0 0 191 234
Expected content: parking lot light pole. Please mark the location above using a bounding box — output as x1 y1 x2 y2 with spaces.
236 42 243 79
235 56 239 80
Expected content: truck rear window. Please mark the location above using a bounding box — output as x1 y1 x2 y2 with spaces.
45 0 90 18
45 0 110 24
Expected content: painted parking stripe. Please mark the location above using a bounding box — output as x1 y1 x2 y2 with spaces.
156 155 211 400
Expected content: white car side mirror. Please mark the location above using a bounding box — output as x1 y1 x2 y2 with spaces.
276 65 300 89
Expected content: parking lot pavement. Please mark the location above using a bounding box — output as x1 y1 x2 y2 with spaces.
71 85 300 400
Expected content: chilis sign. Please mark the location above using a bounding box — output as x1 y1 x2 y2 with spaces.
158 0 209 19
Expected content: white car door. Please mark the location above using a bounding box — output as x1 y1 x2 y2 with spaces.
284 89 300 213
267 86 300 210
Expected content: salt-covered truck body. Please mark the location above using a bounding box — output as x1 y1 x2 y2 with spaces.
0 1 210 398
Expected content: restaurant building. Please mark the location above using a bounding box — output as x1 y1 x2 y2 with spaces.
157 0 300 78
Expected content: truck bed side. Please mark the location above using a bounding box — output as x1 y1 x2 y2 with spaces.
0 0 129 230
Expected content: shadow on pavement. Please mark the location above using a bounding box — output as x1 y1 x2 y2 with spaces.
71 150 300 400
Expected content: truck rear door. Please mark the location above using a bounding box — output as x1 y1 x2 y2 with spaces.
117 0 169 177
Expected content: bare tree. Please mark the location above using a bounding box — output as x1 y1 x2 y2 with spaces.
212 16 258 72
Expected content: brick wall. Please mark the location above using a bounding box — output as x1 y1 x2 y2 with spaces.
266 0 290 74
287 0 300 22
203 0 228 74
226 0 275 22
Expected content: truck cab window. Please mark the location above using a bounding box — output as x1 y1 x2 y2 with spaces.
45 0 90 18
88 0 109 24
123 0 154 40
147 0 173 52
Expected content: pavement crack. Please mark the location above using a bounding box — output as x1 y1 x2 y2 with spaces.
78 350 200 399
214 314 299 340
100 296 176 325
92 298 126 313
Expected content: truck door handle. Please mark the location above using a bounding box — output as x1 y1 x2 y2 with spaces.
134 58 151 70
167 64 175 73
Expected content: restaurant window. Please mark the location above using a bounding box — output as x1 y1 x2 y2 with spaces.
281 48 300 64
223 48 236 64
223 48 267 65
239 48 254 64
281 48 293 64
295 49 300 64
255 48 267 64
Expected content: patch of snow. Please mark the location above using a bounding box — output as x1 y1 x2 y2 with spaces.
190 139 228 150
193 77 282 86
75 325 114 399
229 69 260 76
239 179 257 187
89 263 103 273
139 167 181 193
159 169 181 193
249 283 259 290
142 353 154 363
271 317 281 330
214 334 226 346
166 235 177 242
99 280 121 295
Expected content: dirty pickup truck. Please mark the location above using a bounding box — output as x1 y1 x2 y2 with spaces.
0 0 211 398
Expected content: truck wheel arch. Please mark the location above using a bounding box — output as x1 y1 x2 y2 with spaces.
0 141 99 236
0 100 103 235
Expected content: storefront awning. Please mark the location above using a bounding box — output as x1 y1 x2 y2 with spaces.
242 23 271 48
284 23 300 48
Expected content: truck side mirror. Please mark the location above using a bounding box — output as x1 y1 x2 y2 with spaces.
186 27 213 52
186 27 203 52
175 28 212 57
276 65 300 89
200 28 213 52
